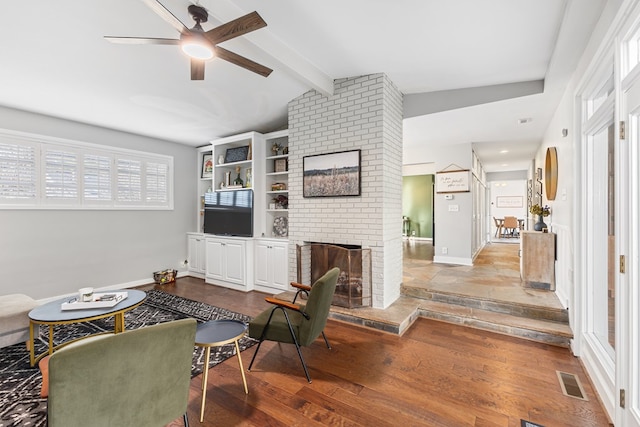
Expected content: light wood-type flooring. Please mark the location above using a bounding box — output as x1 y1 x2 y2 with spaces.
142 275 612 427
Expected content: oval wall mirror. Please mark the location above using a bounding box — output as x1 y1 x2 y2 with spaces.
545 147 558 200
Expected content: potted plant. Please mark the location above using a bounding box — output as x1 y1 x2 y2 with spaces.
530 204 551 231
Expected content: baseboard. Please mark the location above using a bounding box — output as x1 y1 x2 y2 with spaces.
432 255 473 266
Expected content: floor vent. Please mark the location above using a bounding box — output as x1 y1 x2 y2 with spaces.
556 370 588 401
521 420 545 427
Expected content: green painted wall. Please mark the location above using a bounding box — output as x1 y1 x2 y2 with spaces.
402 175 434 238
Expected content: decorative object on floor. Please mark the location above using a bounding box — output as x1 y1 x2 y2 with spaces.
153 268 177 284
248 267 339 383
530 204 551 231
303 150 361 197
47 318 196 427
0 290 256 427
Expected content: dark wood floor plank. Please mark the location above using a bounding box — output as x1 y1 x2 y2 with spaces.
152 278 612 427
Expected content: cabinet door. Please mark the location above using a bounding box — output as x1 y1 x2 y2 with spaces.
188 236 206 273
205 239 224 280
270 242 288 289
223 240 245 285
254 241 270 286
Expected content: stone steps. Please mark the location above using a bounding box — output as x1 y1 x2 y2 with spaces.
275 287 573 348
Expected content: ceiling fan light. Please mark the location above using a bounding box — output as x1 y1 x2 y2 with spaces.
181 42 214 60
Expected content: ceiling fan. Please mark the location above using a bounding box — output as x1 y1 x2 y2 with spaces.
104 0 272 80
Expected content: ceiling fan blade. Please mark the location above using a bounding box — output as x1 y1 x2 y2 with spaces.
104 36 180 45
191 58 205 80
214 46 272 77
141 0 190 34
204 11 267 45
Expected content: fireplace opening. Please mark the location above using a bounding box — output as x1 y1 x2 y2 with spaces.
296 243 371 308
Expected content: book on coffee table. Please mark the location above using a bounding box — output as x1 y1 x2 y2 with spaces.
61 292 128 311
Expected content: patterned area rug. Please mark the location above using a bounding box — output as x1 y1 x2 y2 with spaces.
0 289 257 427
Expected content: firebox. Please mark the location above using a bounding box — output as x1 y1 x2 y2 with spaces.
296 243 371 308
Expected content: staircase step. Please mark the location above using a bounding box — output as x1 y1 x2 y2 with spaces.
401 285 569 323
416 299 572 347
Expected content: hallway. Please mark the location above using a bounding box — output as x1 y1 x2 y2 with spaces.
402 239 562 309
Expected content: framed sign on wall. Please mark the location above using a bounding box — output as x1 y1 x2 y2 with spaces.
435 170 470 193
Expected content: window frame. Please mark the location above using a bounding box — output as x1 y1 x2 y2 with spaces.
0 129 173 210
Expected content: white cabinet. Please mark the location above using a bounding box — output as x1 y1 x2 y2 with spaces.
187 233 206 277
205 237 254 292
254 239 289 292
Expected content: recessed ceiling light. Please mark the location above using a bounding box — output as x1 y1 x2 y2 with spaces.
500 150 509 154
501 163 508 167
518 117 533 124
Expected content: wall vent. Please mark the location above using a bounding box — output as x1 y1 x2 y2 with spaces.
556 371 588 401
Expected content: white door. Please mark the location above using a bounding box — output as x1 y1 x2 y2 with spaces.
620 71 640 427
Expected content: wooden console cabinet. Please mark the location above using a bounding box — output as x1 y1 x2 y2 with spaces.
520 231 556 290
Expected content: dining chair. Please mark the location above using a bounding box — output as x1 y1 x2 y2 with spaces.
492 217 503 238
503 216 519 237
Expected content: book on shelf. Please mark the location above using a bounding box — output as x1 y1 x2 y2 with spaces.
61 292 128 311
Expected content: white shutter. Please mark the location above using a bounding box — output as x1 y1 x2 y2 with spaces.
44 148 78 202
83 154 112 202
116 158 142 203
0 131 172 210
0 141 37 203
145 161 168 203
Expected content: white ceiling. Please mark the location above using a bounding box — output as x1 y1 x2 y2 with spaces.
0 0 607 172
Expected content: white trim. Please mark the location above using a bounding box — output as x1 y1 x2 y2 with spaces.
432 255 473 266
0 128 173 210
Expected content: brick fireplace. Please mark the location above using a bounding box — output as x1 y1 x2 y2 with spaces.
287 74 403 309
296 243 372 308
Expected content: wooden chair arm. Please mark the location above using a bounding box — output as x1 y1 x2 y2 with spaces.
264 297 301 312
290 282 311 291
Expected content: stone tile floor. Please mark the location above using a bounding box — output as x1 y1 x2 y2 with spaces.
311 239 564 335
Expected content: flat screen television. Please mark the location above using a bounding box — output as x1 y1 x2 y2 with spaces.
204 189 253 237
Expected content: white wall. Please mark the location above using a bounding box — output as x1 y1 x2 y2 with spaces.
0 107 196 300
489 180 527 236
534 0 624 420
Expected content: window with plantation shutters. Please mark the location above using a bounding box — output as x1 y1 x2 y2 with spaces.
0 130 173 210
146 161 169 203
116 158 142 203
0 141 37 202
83 154 112 202
44 148 78 201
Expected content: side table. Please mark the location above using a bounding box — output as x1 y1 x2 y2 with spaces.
195 319 248 423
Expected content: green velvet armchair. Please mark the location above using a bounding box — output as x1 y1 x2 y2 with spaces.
47 318 197 427
248 267 339 383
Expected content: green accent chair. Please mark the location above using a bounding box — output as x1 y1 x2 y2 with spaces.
248 267 339 383
47 318 197 427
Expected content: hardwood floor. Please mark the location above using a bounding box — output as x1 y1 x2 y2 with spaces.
143 278 612 427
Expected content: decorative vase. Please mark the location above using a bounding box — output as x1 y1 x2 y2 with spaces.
533 215 547 231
